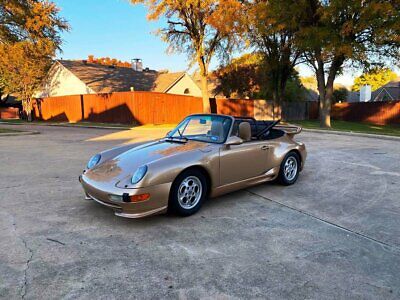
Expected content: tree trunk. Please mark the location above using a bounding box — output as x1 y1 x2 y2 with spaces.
271 89 279 120
319 100 331 128
200 74 211 113
321 81 334 128
315 63 331 128
22 97 33 122
197 55 211 114
315 54 345 128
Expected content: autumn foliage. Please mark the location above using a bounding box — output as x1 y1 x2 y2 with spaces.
130 0 242 113
87 55 132 68
352 68 398 92
0 0 68 120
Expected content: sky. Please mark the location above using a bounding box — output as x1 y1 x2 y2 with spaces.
54 0 189 71
53 0 377 88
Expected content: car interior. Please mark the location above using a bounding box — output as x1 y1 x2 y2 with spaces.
232 117 285 141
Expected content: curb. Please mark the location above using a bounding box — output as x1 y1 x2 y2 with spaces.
302 128 400 141
0 121 131 130
45 124 132 130
0 131 40 137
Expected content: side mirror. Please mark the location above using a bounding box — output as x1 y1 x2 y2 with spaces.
225 136 243 146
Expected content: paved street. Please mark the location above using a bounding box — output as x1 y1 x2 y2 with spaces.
0 124 399 299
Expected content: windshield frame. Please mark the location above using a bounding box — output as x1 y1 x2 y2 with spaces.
167 114 234 144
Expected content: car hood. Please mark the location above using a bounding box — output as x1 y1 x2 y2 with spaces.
84 139 210 185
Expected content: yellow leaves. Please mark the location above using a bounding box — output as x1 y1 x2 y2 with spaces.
0 0 66 99
352 68 398 92
0 39 54 99
130 0 243 60
206 0 243 35
1 0 68 45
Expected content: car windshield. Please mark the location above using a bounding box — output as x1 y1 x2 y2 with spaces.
168 115 232 144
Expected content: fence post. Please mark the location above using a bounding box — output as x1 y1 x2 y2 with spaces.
209 98 217 113
80 95 84 121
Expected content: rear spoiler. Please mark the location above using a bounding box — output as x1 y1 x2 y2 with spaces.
275 123 302 137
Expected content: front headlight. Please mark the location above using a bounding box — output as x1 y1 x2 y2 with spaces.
131 165 148 184
87 154 101 169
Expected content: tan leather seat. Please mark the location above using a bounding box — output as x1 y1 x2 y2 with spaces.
238 122 251 142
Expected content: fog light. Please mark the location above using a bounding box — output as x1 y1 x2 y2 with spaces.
109 194 123 202
130 193 150 202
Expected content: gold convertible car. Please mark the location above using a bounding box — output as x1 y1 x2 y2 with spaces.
80 114 306 218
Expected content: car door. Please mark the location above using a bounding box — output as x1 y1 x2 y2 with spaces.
219 140 272 186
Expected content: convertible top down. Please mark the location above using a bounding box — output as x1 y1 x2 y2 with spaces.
79 114 306 218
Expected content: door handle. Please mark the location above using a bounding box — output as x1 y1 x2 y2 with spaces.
261 145 270 150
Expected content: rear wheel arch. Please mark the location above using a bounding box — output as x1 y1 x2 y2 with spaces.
288 149 302 166
278 151 301 185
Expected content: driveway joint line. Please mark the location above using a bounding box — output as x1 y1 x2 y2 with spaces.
246 189 400 253
3 213 34 299
20 236 33 300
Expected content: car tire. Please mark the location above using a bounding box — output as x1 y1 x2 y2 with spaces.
278 152 300 185
169 169 208 216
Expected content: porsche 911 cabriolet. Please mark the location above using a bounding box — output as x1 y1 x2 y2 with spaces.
79 114 306 218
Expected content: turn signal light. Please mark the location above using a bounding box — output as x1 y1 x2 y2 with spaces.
130 193 150 202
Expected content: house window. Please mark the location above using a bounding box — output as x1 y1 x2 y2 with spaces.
184 88 190 94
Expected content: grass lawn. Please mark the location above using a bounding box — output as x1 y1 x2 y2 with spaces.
292 120 400 137
0 127 22 134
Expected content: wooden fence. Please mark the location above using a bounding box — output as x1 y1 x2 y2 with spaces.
32 92 319 124
214 98 319 121
33 92 204 125
0 107 19 119
331 101 400 125
31 91 399 125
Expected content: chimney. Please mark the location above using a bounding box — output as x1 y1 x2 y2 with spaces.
131 58 143 72
360 85 371 102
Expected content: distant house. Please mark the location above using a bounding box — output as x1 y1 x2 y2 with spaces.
347 77 400 103
0 94 21 108
371 77 400 101
35 60 202 98
192 73 223 98
347 91 360 103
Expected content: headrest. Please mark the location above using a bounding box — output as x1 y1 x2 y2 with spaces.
238 122 251 141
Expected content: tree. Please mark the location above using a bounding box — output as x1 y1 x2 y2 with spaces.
0 41 55 119
284 71 306 102
130 0 239 112
0 0 66 44
0 0 68 120
246 0 305 105
332 86 348 103
352 68 398 91
214 53 265 98
296 0 400 127
0 76 5 101
214 53 305 101
87 55 132 68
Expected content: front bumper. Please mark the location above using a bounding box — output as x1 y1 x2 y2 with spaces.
80 175 171 218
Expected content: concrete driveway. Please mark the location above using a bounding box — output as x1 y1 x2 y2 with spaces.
0 124 399 299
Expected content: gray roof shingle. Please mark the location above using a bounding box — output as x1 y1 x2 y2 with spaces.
58 60 185 93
